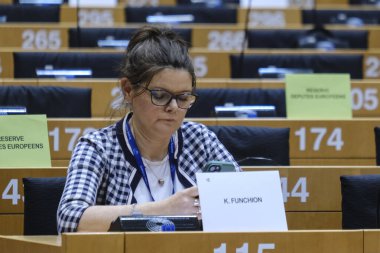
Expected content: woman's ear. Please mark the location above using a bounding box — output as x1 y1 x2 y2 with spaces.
120 77 133 103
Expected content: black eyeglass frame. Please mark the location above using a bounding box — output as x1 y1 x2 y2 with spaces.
142 86 198 109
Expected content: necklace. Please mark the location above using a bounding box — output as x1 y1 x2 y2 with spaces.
150 167 166 186
142 157 169 187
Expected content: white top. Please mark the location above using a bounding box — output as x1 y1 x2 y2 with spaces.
134 156 185 202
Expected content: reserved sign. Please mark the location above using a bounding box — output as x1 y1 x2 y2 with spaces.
286 74 352 119
0 115 51 167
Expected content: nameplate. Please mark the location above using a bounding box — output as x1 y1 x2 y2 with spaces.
240 0 288 7
68 0 117 7
197 171 287 232
286 74 352 119
0 115 51 167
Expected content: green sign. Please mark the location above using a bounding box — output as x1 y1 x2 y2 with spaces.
0 115 51 167
286 74 352 119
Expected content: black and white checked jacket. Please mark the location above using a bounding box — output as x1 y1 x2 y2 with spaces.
57 115 238 232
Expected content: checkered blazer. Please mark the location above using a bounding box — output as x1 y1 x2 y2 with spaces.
57 115 238 232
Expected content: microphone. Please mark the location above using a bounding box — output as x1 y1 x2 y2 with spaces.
237 0 253 78
376 189 380 228
75 0 81 47
298 1 347 50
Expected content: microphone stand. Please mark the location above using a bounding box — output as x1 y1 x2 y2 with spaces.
237 0 253 78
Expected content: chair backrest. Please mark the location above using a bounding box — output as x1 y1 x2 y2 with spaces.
13 52 123 78
247 29 368 49
69 28 192 48
187 88 286 117
0 4 60 22
0 85 92 117
23 177 66 235
208 125 290 166
374 127 380 165
230 54 363 79
340 174 380 229
125 6 236 23
302 9 380 26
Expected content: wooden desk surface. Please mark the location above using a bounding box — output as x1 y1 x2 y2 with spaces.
0 230 368 253
0 233 124 253
0 235 60 253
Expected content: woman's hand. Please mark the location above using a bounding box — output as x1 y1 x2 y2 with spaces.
159 186 201 217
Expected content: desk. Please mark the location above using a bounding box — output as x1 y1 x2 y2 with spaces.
2 78 380 118
364 230 380 253
0 52 13 78
0 49 379 79
1 23 380 49
0 233 124 253
1 165 379 235
0 231 365 253
209 79 380 118
0 24 69 50
60 5 125 26
191 26 380 50
214 118 379 165
189 49 380 79
46 118 379 165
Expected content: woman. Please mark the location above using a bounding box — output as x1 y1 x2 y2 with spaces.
57 26 239 232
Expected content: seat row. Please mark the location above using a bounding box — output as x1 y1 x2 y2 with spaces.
0 49 379 79
1 0 377 6
0 25 379 50
1 3 380 26
2 79 380 117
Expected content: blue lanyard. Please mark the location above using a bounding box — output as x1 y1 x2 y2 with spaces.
125 121 176 201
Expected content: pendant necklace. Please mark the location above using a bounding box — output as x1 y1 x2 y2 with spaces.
150 167 165 186
143 159 168 187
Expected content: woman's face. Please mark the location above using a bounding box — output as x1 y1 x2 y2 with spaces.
127 68 193 139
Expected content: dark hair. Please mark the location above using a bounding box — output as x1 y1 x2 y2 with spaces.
120 26 196 89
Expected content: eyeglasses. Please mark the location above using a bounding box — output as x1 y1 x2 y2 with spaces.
143 87 197 109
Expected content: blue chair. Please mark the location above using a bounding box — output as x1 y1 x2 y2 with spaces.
125 6 236 24
230 54 363 79
187 88 286 118
0 86 91 117
340 174 380 229
13 52 123 78
208 125 290 166
23 177 66 235
375 127 380 165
